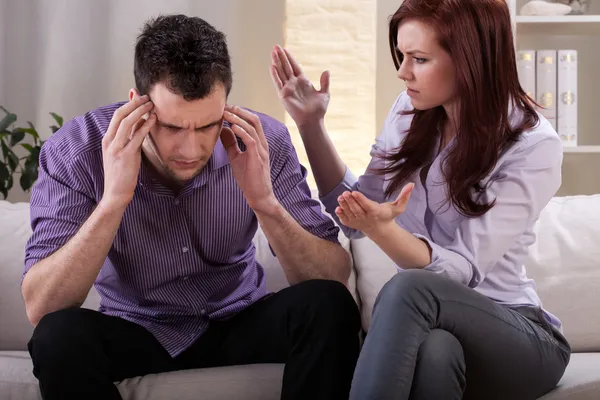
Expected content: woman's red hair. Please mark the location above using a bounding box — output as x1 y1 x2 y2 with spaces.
378 0 540 217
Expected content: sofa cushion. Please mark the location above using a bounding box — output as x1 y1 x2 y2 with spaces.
0 351 282 400
538 353 600 400
0 202 36 351
350 237 397 331
3 350 598 400
525 195 600 352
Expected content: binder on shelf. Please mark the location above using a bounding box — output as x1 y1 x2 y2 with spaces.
558 50 578 147
536 50 557 132
517 50 536 103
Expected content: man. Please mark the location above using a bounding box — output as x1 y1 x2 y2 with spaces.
22 14 360 400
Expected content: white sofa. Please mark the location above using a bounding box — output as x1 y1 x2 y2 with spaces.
1 194 599 399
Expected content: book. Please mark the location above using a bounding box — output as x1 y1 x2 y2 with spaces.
517 50 536 103
557 50 578 147
536 50 557 131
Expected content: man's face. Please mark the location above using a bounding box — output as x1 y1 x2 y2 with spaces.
134 82 226 185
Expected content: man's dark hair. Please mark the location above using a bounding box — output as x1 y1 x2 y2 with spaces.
134 14 232 100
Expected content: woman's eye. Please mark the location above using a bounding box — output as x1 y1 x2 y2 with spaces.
414 57 427 64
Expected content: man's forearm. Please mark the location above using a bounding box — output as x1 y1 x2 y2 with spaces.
22 199 126 325
255 200 351 285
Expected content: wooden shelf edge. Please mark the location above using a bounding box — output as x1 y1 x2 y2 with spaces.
563 146 600 153
516 15 600 23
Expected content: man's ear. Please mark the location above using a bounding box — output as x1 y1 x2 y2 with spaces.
129 88 140 101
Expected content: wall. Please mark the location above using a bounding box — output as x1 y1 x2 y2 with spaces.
284 0 377 189
0 0 285 202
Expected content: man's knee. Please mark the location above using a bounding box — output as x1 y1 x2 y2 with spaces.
295 279 360 332
29 307 99 362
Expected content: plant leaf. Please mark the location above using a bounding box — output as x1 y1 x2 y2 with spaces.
20 156 39 191
50 125 60 134
5 174 13 192
30 145 41 163
0 113 17 132
10 130 25 146
26 122 39 139
1 140 9 159
50 112 63 127
7 149 18 171
0 162 9 182
21 143 34 152
0 185 7 200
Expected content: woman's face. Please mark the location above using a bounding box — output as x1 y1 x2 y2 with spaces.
396 19 458 111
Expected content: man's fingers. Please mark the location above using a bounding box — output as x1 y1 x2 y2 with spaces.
229 123 259 159
270 65 284 91
220 126 241 160
282 47 303 77
113 101 154 149
224 106 268 151
105 94 150 143
125 113 156 150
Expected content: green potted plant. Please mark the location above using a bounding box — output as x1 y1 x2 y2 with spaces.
0 106 63 199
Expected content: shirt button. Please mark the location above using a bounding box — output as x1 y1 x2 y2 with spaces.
182 276 189 281
182 246 189 253
174 199 180 206
200 309 206 316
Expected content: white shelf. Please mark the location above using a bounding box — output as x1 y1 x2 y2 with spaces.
563 146 600 153
516 15 600 24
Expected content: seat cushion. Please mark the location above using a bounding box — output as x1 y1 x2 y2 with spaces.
538 353 600 400
2 351 598 399
0 351 283 400
117 364 283 400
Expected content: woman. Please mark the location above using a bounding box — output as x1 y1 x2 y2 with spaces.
269 0 571 399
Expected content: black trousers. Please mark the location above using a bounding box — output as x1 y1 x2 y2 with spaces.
28 279 361 400
349 270 572 400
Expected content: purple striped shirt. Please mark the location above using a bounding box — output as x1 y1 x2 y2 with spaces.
24 102 340 357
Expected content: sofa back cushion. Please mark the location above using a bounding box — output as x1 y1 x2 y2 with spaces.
524 195 600 352
351 195 600 353
0 200 357 351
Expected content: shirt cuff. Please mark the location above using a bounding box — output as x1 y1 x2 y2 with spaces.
412 233 473 286
319 167 365 239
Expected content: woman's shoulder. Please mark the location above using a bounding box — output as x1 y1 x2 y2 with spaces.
498 111 563 171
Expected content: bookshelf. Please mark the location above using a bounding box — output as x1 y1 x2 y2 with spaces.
508 0 600 195
510 0 600 153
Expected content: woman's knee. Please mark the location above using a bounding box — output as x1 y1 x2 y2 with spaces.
376 269 438 306
418 329 465 371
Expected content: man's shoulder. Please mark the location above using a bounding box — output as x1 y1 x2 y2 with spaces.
43 101 125 162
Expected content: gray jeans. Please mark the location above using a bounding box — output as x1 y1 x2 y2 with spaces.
349 270 571 400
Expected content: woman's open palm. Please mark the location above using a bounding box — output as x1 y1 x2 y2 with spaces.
270 45 331 127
